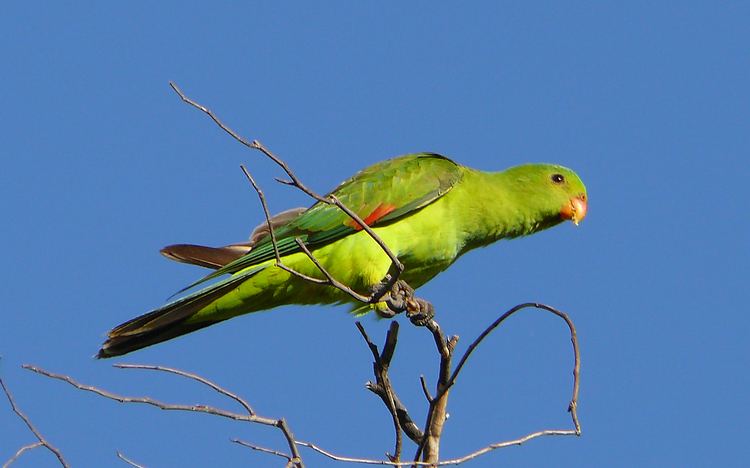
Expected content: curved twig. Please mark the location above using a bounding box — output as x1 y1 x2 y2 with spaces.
116 451 146 468
296 435 580 466
231 439 294 465
23 364 304 468
169 82 403 303
414 320 455 464
3 442 43 468
114 363 256 416
356 322 407 460
20 307 581 468
440 302 581 434
1 377 69 468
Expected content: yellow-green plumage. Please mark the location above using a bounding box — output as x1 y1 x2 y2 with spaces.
98 153 587 357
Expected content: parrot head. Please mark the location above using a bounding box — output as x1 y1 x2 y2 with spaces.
502 163 588 230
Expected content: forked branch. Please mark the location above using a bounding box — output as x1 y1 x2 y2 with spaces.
1 376 69 468
20 302 580 467
442 302 581 433
170 82 404 306
22 364 303 468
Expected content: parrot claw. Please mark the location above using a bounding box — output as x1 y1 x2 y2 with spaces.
370 279 433 326
405 298 435 326
384 280 415 312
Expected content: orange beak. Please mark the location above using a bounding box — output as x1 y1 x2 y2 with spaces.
561 195 587 225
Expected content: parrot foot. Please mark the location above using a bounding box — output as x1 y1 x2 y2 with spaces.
405 297 435 326
383 280 415 312
370 280 434 326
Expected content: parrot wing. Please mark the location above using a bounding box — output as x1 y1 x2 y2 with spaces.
179 153 463 292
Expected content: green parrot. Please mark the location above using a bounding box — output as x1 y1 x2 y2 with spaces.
98 153 587 358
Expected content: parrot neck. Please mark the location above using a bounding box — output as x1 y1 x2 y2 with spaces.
461 170 561 249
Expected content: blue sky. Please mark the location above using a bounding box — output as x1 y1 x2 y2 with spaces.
1 2 747 467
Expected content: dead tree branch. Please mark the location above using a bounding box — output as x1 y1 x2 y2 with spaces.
116 451 145 468
350 303 581 466
357 321 426 461
22 364 303 468
20 302 580 467
443 302 581 434
231 439 295 466
170 82 404 305
113 363 256 415
1 376 69 468
3 442 43 468
413 320 458 465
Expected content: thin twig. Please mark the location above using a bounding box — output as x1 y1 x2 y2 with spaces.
0 377 69 468
295 441 438 466
439 302 582 434
438 428 579 464
169 81 403 305
295 238 371 302
415 320 454 465
238 164 357 298
240 164 283 265
240 164 364 294
3 442 42 468
298 434 580 466
114 363 256 416
419 376 432 402
23 364 304 468
232 439 293 464
116 451 146 468
356 322 406 460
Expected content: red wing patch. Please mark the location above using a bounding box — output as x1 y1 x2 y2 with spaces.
346 203 397 231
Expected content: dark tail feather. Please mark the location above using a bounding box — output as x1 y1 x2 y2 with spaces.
159 207 307 270
97 271 258 358
96 319 225 358
160 243 251 269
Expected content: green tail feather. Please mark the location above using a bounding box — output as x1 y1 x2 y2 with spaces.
97 268 263 358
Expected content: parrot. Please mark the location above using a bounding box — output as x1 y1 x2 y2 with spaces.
98 153 587 358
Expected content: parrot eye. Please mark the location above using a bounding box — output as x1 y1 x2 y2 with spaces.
551 173 565 184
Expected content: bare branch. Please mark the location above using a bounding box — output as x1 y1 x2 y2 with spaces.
3 442 42 468
298 433 581 466
116 451 146 468
1 376 69 468
114 363 256 416
232 439 294 465
415 320 455 465
441 302 582 434
169 81 404 306
23 364 304 468
413 302 582 465
328 194 404 281
238 163 372 300
295 441 431 466
295 238 371 302
23 303 581 468
419 376 432 402
240 164 283 265
438 428 579 465
356 322 405 460
299 426 579 466
357 322 426 448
